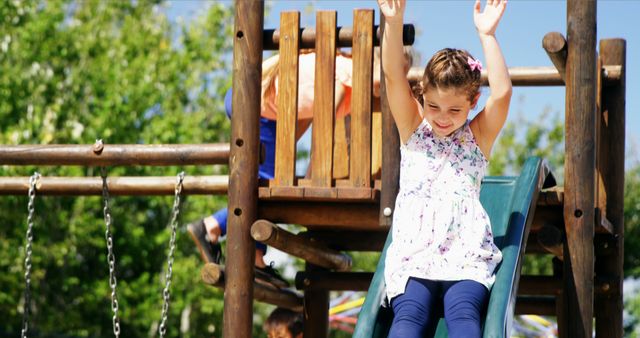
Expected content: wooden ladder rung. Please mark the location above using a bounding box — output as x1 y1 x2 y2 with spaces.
251 220 352 271
200 263 303 312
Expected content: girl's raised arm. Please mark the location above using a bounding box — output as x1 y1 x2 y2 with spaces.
470 0 512 157
378 0 422 144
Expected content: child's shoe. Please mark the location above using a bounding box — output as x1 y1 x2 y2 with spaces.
187 218 222 264
255 262 290 289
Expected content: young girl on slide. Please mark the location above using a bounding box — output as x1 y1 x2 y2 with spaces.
378 0 511 336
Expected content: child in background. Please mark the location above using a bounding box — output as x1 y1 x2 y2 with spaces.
378 0 511 337
187 49 391 288
263 307 303 338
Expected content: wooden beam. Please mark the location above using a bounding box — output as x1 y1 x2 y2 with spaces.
223 1 263 337
201 263 303 312
562 1 597 336
251 220 352 271
515 296 556 316
303 230 388 251
263 24 415 50
543 32 568 82
0 143 229 166
0 175 228 196
406 65 620 87
295 271 373 291
594 38 626 338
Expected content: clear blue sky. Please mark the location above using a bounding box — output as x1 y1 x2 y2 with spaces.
167 0 638 162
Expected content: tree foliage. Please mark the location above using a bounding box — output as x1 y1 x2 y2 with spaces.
0 1 278 336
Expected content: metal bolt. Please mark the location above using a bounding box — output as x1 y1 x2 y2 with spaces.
93 139 104 154
383 207 392 217
602 283 610 292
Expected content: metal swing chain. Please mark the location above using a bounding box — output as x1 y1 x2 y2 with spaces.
100 167 121 337
21 172 40 338
158 171 185 338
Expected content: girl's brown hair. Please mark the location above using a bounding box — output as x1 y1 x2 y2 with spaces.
417 48 482 103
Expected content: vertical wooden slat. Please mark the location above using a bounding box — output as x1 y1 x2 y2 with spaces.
224 1 263 337
595 38 626 338
349 9 374 188
332 116 349 179
371 110 382 178
563 1 596 337
274 12 300 187
379 14 401 226
311 11 337 187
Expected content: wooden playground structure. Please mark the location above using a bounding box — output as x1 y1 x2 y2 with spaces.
0 0 626 337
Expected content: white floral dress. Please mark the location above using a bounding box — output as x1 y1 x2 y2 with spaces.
384 118 503 301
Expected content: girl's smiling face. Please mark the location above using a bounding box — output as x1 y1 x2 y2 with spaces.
423 86 479 137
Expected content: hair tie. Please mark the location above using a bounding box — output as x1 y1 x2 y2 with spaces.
467 57 482 72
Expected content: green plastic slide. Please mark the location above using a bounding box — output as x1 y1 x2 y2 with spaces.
354 157 552 338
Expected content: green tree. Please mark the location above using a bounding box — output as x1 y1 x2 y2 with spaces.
0 1 278 336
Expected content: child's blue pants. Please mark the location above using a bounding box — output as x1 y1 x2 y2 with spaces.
389 277 489 338
212 89 274 254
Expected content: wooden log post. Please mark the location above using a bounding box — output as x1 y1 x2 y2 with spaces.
251 220 352 271
201 263 303 312
223 1 263 337
562 1 597 337
303 264 330 338
379 13 401 227
543 32 568 82
594 38 626 338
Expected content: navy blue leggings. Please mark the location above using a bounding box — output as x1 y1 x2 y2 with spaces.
389 278 489 338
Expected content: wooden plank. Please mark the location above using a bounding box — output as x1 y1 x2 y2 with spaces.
295 271 373 291
371 110 382 179
332 116 350 179
274 11 300 187
310 11 337 187
594 38 626 338
515 296 557 316
379 13 401 226
258 201 381 229
224 1 264 336
349 9 373 188
303 230 388 251
562 1 597 337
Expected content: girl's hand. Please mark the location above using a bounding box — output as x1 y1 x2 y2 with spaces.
473 0 507 37
377 0 406 24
